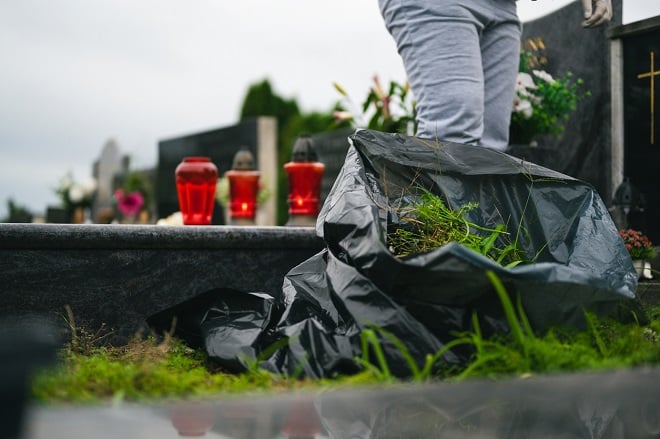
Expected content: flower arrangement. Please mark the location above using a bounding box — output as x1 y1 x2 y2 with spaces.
509 39 590 145
619 229 656 260
54 172 97 211
113 171 151 222
333 75 417 134
114 189 144 218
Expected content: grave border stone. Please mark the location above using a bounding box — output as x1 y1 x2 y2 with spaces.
0 223 323 344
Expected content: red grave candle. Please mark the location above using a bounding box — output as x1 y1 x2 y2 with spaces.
284 161 325 216
175 157 218 225
225 169 260 220
284 135 326 223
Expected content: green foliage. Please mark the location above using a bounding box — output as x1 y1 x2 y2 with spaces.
32 297 660 402
388 189 528 267
619 228 656 260
239 79 301 125
354 272 660 383
356 326 467 382
333 76 417 134
31 335 308 403
116 171 152 212
53 172 97 212
510 49 590 144
34 338 226 402
3 198 32 223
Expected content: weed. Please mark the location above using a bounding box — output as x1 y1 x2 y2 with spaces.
387 189 529 267
356 326 470 382
62 304 112 356
353 272 660 382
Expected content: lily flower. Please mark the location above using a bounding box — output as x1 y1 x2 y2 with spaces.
333 110 353 123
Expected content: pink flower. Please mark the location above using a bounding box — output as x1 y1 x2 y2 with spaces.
116 191 144 217
372 75 386 100
371 75 391 119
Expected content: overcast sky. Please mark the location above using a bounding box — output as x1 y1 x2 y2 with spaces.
0 0 657 219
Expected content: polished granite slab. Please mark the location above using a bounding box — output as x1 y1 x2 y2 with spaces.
24 367 660 439
0 224 324 344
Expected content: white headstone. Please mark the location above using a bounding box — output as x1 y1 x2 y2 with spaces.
92 139 123 219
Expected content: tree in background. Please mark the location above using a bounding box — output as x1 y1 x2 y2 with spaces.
2 198 33 223
239 79 301 132
239 79 339 224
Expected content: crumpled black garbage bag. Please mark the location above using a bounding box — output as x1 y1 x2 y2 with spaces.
149 129 640 379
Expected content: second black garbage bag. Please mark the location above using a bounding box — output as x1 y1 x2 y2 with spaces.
149 129 640 378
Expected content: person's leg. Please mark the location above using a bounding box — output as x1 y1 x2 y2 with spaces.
480 3 522 150
378 0 520 150
378 0 485 144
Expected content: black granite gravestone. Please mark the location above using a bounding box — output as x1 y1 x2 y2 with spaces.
618 17 660 241
0 224 324 345
509 1 621 204
310 128 353 202
45 206 68 224
156 117 276 224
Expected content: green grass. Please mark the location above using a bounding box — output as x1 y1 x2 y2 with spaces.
357 272 660 383
32 282 660 403
31 334 382 404
388 189 530 267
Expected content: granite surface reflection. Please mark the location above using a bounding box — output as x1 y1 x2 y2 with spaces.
26 368 660 438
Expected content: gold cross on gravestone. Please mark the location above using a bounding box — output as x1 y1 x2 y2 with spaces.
637 51 659 145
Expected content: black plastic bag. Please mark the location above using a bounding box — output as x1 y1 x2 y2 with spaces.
149 129 640 378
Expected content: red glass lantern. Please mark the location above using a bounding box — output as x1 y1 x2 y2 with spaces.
170 403 215 437
280 399 321 439
225 149 260 225
284 136 325 226
175 157 218 225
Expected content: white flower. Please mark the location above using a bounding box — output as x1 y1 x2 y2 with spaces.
515 72 536 92
157 211 183 226
513 96 534 118
532 69 555 84
68 184 84 203
80 178 97 196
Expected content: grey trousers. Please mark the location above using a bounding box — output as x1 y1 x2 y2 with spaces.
379 0 521 150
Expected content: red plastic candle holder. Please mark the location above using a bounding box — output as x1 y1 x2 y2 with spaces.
280 399 321 439
175 157 218 225
225 169 260 223
170 403 215 437
284 161 325 217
